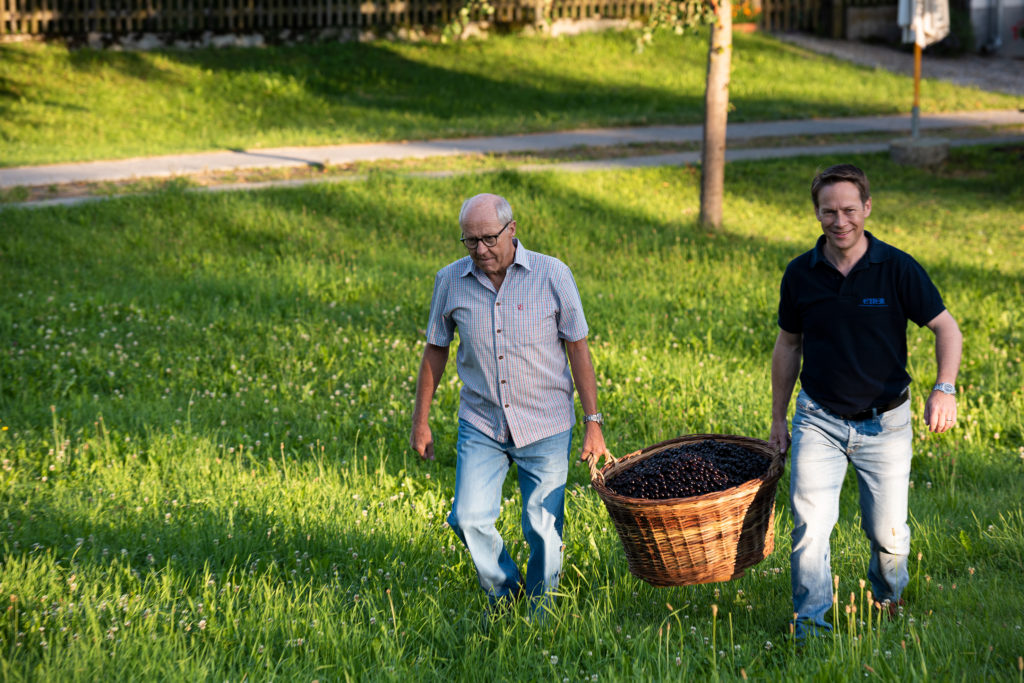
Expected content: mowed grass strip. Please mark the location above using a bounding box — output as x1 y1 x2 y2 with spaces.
0 148 1022 679
2 30 1021 167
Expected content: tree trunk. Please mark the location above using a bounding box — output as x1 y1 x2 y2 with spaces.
699 0 732 230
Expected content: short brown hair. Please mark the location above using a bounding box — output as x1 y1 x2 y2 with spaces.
811 164 870 209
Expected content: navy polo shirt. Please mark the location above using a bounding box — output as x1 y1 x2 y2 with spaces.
778 231 945 416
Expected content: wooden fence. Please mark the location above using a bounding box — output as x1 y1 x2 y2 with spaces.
760 0 819 33
0 0 828 36
761 0 900 38
0 0 662 34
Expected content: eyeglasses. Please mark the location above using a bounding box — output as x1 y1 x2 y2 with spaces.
460 220 512 250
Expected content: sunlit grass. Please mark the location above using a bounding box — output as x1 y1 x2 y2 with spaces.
0 147 1022 679
1 31 1020 166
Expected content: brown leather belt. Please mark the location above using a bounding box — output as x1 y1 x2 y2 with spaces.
833 388 910 421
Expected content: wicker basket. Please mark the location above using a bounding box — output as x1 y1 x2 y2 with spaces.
587 433 785 587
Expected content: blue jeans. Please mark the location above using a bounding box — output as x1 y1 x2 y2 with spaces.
447 419 572 604
789 390 912 639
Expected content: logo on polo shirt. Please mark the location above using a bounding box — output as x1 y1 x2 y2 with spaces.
860 297 888 307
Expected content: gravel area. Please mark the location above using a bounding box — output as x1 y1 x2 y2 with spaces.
773 32 1024 97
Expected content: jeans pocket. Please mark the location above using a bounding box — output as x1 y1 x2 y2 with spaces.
880 402 911 431
796 391 825 414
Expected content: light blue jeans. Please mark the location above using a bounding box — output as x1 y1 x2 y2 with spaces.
447 419 572 604
789 390 912 639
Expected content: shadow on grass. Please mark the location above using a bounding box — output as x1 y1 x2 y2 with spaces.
0 33 934 149
12 488 432 587
63 45 192 84
0 151 1021 661
0 473 495 671
0 73 24 101
0 147 1021 443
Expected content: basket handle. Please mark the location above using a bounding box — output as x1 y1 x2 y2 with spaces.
585 451 619 486
767 446 787 479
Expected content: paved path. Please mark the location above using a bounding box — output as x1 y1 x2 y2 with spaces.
774 34 1024 97
2 110 1022 192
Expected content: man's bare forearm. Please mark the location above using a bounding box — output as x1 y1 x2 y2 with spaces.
412 343 449 425
565 337 599 415
927 310 962 387
771 331 803 422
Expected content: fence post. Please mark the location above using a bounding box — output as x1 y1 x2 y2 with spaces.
831 0 843 37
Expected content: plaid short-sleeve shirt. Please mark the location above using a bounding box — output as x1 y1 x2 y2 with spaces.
425 240 589 447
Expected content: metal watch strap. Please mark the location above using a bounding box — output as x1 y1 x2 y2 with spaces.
583 413 604 425
932 382 956 395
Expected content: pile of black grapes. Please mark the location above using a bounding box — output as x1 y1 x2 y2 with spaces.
606 440 769 500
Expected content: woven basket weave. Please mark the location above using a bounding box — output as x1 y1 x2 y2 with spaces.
587 433 785 587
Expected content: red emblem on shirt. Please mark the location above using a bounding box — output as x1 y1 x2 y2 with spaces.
517 304 523 310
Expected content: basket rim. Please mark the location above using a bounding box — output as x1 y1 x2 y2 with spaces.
590 433 785 507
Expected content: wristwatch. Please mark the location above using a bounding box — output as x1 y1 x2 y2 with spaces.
583 413 604 426
932 382 956 395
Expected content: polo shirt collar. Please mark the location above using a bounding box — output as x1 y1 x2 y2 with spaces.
809 231 891 270
460 238 531 278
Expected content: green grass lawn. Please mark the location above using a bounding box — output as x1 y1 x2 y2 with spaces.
1 148 1022 680
1 31 1020 167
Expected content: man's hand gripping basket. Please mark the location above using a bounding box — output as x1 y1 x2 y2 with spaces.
587 434 785 587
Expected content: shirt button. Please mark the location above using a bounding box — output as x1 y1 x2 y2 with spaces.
496 302 501 306
501 379 507 384
496 329 502 334
498 355 503 360
504 404 509 408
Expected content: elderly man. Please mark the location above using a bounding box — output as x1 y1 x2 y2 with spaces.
410 193 610 611
769 164 962 639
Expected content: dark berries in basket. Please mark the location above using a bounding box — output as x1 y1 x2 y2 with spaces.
606 440 769 500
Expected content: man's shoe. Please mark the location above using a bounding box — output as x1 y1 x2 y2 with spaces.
872 598 906 620
480 592 520 631
791 617 833 643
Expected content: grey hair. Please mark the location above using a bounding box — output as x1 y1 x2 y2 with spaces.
459 194 514 227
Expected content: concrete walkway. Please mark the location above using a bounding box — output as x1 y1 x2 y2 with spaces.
775 34 1024 98
1 110 1022 211
3 109 1022 191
